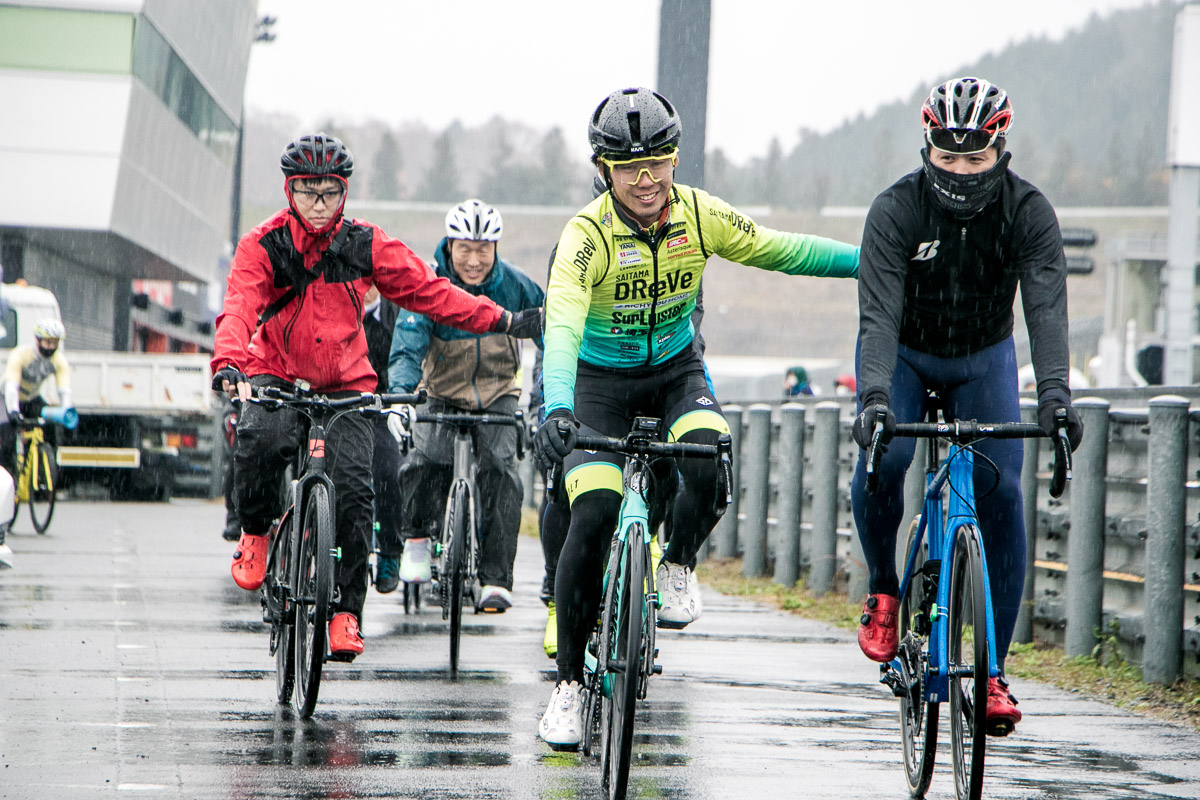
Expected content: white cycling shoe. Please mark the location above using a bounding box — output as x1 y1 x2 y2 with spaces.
538 680 584 751
477 585 513 612
656 560 702 628
399 537 432 583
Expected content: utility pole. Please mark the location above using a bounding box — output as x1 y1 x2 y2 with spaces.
657 0 710 188
230 15 276 249
1164 3 1200 385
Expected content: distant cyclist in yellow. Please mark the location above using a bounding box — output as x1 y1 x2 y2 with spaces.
533 87 861 749
0 317 71 560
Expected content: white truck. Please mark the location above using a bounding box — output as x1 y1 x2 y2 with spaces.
0 283 218 500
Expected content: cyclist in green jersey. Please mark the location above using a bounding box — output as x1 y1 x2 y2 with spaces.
533 87 861 749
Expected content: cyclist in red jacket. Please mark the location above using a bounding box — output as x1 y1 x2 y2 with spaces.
212 133 539 659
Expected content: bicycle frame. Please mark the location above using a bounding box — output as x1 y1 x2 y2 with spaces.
895 442 1000 703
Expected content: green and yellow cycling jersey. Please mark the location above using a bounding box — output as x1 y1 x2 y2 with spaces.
543 183 859 414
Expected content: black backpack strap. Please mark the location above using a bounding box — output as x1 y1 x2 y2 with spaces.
256 223 355 328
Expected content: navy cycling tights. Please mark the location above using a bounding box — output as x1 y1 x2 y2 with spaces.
851 337 1026 665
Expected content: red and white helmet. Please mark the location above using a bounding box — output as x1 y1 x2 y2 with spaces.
921 77 1012 154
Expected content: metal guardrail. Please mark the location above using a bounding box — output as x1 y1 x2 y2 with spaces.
702 389 1200 683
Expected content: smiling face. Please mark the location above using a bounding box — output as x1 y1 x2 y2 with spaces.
448 239 497 286
602 151 676 229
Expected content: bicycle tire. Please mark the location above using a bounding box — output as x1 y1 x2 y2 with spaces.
602 523 644 800
949 525 989 800
293 483 334 718
446 482 469 677
28 443 56 534
270 511 296 705
899 516 938 797
585 541 623 760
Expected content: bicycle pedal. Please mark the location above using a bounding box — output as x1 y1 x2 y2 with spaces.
651 664 662 675
325 651 357 664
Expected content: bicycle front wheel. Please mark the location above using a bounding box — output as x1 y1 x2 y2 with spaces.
28 443 56 534
270 510 296 705
293 484 335 718
602 523 644 800
899 516 938 797
949 525 989 800
445 482 469 678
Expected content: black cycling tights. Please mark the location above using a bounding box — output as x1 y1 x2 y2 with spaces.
554 430 723 685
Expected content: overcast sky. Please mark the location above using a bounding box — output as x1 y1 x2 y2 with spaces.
244 0 1156 163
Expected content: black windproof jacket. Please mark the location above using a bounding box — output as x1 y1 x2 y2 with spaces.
857 165 1070 398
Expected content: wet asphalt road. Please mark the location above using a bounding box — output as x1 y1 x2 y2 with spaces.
1 499 1199 800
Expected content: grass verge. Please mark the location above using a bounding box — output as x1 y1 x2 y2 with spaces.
695 556 1200 732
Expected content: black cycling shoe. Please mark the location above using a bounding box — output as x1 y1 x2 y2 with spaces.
376 556 400 594
540 572 553 607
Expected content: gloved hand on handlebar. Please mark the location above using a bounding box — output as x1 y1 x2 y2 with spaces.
212 365 251 400
852 388 896 450
1037 380 1084 451
534 408 579 465
386 404 416 443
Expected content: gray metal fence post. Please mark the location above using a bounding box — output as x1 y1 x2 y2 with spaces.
1144 395 1189 683
1065 398 1110 658
809 401 841 595
741 404 772 578
774 404 806 586
712 405 742 558
1015 398 1040 644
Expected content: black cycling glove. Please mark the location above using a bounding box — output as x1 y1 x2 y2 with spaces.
534 409 579 465
212 365 249 393
491 308 543 340
852 388 896 450
1037 380 1084 452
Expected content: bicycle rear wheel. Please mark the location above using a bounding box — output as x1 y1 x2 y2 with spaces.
28 443 56 534
269 511 295 705
949 525 989 800
445 482 469 677
899 516 938 797
293 484 334 718
601 523 644 800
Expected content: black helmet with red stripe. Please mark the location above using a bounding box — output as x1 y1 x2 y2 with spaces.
921 77 1012 154
280 133 355 179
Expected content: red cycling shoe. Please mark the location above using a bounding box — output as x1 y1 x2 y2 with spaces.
986 676 1022 736
329 612 364 659
230 532 268 590
857 593 899 662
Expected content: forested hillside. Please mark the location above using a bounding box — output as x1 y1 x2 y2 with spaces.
242 0 1181 212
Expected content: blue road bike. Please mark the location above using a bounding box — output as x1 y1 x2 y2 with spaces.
552 416 732 800
865 400 1071 800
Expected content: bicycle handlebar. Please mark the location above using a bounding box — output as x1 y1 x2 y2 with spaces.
413 409 527 461
864 412 1072 499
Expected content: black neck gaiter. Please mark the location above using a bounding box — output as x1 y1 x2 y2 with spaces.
921 149 1012 218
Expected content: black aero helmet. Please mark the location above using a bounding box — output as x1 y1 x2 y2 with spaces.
921 77 1012 155
280 133 355 179
588 87 682 160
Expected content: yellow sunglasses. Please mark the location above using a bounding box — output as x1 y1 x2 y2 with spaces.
601 151 678 185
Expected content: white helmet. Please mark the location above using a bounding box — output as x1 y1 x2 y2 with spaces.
445 199 502 242
33 318 64 340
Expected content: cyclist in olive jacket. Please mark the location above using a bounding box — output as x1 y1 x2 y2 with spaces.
387 199 544 612
212 134 539 660
533 87 859 750
850 78 1084 735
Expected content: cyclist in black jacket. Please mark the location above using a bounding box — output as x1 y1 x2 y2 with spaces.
850 77 1084 736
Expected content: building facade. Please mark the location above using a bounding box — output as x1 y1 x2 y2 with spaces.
0 0 256 350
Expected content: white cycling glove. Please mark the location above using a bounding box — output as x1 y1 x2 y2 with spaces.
386 404 415 443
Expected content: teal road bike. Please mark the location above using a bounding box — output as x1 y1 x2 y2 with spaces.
553 416 732 800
